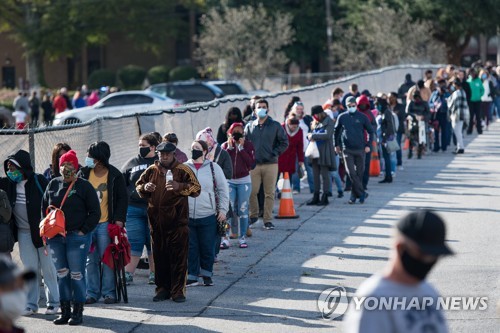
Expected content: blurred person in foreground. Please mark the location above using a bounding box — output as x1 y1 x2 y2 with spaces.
344 210 453 333
0 255 36 333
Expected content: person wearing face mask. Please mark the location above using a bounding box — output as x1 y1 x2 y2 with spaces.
136 142 201 302
78 141 128 305
344 210 453 333
217 107 244 145
406 91 431 159
356 95 377 192
43 150 100 325
466 69 484 134
376 98 396 184
0 150 60 317
43 143 73 181
429 81 451 153
306 106 336 206
479 70 494 131
290 102 314 194
163 132 188 163
388 92 406 169
244 99 288 230
121 134 159 285
185 140 229 287
279 116 304 195
195 127 232 251
334 96 375 204
222 123 256 247
0 255 36 333
447 79 470 154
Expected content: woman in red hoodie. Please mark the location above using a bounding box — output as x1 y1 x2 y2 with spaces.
278 115 304 191
221 123 255 248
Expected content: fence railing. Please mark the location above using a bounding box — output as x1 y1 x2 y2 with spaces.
0 64 445 174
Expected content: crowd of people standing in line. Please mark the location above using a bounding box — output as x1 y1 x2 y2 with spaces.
8 85 111 129
0 63 497 329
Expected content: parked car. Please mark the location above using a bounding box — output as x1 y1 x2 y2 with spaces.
53 91 180 125
206 80 247 96
145 81 224 104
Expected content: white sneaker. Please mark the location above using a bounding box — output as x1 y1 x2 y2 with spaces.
45 306 59 315
398 166 404 171
23 308 36 316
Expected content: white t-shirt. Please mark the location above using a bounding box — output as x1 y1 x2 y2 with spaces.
12 110 28 123
343 274 448 333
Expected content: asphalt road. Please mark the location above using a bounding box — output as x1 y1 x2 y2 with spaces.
17 123 500 332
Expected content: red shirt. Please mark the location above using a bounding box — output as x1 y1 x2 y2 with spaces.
53 95 67 114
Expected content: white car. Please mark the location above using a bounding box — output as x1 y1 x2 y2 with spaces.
53 91 180 125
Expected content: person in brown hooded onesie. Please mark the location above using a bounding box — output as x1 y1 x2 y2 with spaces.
136 142 201 303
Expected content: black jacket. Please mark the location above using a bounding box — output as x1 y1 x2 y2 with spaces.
244 116 289 164
121 154 158 208
335 111 375 151
78 164 128 224
0 150 48 248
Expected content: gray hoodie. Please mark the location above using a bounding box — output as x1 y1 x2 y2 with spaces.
185 159 229 219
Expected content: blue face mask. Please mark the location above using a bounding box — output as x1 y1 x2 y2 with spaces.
348 106 357 113
85 157 96 168
256 108 267 119
481 74 488 80
7 170 23 183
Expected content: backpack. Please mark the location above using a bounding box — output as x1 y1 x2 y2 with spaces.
0 189 14 253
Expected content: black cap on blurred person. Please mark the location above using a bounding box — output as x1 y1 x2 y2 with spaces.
0 255 36 286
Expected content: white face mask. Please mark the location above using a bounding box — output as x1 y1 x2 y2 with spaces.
0 290 27 321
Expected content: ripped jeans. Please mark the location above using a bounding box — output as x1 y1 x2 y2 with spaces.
229 182 252 238
48 231 91 303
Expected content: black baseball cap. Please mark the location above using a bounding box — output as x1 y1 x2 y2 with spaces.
397 210 454 256
156 142 176 153
0 255 36 285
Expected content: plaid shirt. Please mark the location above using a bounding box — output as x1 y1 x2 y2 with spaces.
447 89 469 119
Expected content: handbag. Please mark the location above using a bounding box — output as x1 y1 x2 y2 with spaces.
305 141 320 159
209 162 229 237
385 114 400 154
39 180 75 240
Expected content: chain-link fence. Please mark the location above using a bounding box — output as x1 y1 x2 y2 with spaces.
0 64 444 175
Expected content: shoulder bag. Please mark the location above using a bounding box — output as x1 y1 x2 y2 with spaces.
39 180 75 240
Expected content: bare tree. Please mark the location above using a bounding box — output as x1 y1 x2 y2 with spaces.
331 4 446 72
195 3 294 90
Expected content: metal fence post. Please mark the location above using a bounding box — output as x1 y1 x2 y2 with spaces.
97 118 103 142
28 127 35 171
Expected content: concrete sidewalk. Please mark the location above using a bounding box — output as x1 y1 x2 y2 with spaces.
18 124 500 332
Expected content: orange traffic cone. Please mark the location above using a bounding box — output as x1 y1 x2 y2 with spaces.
403 137 410 150
369 140 381 177
275 172 299 219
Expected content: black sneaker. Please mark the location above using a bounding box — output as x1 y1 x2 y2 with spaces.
264 222 275 230
249 217 258 225
203 277 214 286
337 191 344 198
186 279 199 287
172 295 186 303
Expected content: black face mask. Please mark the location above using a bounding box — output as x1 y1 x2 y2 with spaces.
232 132 243 141
358 105 369 111
139 147 151 158
400 249 436 281
192 149 203 160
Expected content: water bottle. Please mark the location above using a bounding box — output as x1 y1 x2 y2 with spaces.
166 170 173 182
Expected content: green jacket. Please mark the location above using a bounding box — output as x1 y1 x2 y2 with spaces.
467 77 484 102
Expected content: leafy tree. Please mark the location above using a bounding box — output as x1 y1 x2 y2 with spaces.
0 0 203 88
331 3 445 71
399 0 500 65
196 2 294 89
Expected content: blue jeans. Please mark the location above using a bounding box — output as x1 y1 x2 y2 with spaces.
188 215 217 280
229 182 251 237
18 230 59 310
434 112 450 151
48 231 91 303
303 157 314 193
291 159 301 192
396 132 403 166
391 152 397 173
330 155 343 193
86 222 116 300
126 205 151 256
